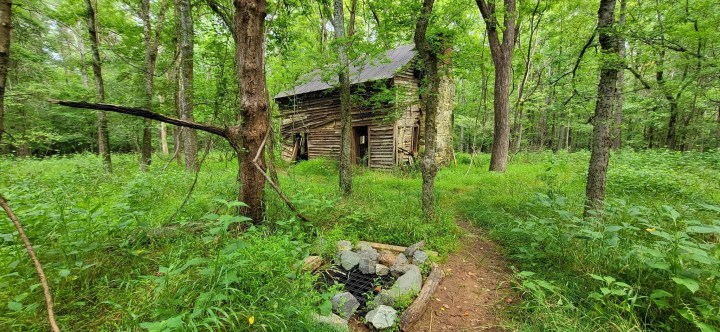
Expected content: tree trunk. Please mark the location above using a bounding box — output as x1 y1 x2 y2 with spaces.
160 122 169 154
459 126 464 153
176 0 198 172
85 0 112 172
489 55 512 170
0 0 10 146
476 0 517 173
611 0 626 149
666 100 678 149
584 0 619 217
333 0 352 196
140 0 167 171
233 0 270 223
415 0 439 218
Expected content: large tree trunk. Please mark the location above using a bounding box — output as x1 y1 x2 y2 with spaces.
489 55 512 170
176 0 198 172
85 0 112 172
0 0 10 146
415 0 439 218
584 0 619 217
476 0 517 173
233 0 270 223
333 0 352 196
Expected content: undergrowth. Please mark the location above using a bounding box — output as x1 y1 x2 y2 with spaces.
454 150 720 332
1 150 718 331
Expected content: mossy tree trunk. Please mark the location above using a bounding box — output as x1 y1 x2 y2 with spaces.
584 0 620 216
333 0 352 196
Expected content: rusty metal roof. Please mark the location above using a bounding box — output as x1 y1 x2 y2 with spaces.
274 44 416 99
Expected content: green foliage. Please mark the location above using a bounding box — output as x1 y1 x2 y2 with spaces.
455 151 720 331
0 152 463 330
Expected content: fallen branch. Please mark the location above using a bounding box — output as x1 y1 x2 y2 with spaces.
399 263 444 331
0 195 60 332
50 100 228 138
253 127 311 222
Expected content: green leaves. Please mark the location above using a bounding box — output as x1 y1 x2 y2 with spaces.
7 301 23 311
671 277 700 294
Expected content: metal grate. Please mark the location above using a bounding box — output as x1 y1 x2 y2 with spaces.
318 266 393 312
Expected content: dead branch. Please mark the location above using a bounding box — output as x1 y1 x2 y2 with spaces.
50 100 228 138
0 195 60 332
399 263 444 330
253 127 311 223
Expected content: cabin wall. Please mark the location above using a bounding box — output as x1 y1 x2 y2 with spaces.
368 125 395 169
278 91 402 170
278 67 425 170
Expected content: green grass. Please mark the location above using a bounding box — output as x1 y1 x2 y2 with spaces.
0 150 718 331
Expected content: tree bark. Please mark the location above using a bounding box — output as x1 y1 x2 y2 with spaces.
584 0 619 217
140 0 168 172
333 0 352 196
476 0 517 173
611 0 626 149
0 0 10 146
85 0 112 172
415 0 439 218
233 0 270 223
160 122 169 154
176 0 198 172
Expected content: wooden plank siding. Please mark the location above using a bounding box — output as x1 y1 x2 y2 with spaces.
275 59 423 170
369 125 395 169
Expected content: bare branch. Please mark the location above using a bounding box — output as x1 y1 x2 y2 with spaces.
552 28 597 85
50 100 228 138
206 0 236 40
252 127 311 223
0 195 60 332
625 66 652 90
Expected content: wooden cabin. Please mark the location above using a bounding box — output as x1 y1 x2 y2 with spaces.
274 45 425 170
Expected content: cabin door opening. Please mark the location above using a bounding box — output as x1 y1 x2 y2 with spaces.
293 133 308 161
353 126 369 166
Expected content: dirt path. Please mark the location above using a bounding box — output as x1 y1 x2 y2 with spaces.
406 220 513 331
349 220 514 331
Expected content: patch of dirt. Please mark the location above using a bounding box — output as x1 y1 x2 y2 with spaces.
349 220 514 332
407 220 513 331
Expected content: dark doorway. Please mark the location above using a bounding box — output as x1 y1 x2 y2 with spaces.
293 133 308 161
353 126 369 166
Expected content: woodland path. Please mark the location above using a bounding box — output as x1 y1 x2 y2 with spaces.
351 220 514 331
407 220 513 331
